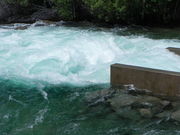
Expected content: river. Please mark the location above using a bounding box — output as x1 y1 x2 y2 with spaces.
0 22 180 135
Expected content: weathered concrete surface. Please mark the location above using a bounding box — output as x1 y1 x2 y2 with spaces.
111 64 180 97
167 47 180 56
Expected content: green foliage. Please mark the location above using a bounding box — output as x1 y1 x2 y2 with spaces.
4 0 180 25
83 0 126 23
52 0 74 20
83 0 177 24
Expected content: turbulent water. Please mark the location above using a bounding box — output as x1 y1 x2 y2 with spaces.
0 22 180 135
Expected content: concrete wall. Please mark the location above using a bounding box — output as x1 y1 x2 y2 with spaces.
111 64 180 97
167 47 180 56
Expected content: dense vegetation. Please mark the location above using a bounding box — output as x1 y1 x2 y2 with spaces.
5 0 180 25
84 0 180 25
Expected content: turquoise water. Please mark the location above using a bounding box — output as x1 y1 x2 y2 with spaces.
0 23 180 135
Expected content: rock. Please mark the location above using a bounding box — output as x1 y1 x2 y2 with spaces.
124 84 136 91
156 111 171 119
85 88 180 122
85 89 114 102
0 1 19 23
160 100 172 110
132 96 161 108
130 89 152 96
131 95 164 115
55 21 66 26
132 100 153 109
15 25 29 30
108 94 140 111
172 102 180 110
0 0 60 24
137 89 152 95
85 89 115 107
31 20 56 27
11 8 59 24
0 0 36 24
143 96 161 103
124 84 152 96
171 110 180 122
116 107 141 120
151 105 164 115
139 108 153 118
31 8 59 22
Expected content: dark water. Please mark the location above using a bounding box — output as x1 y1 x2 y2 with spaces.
0 79 180 135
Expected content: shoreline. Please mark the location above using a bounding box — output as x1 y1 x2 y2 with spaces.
85 85 180 123
1 20 180 29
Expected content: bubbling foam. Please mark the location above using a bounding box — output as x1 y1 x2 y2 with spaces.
0 25 180 85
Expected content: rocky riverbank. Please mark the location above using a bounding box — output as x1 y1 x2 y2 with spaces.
85 85 180 123
0 0 60 24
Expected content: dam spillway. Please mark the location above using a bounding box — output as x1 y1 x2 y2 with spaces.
111 63 180 97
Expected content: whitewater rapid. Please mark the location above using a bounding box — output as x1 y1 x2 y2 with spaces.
0 23 180 85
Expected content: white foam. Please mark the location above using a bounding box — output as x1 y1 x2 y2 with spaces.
0 25 180 85
9 95 26 106
27 107 48 129
37 84 48 100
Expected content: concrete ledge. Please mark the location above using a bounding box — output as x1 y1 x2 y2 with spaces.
167 47 180 56
111 64 180 97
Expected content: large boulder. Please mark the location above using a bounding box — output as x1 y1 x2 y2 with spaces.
31 8 59 21
0 1 18 23
108 94 140 110
0 1 60 24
